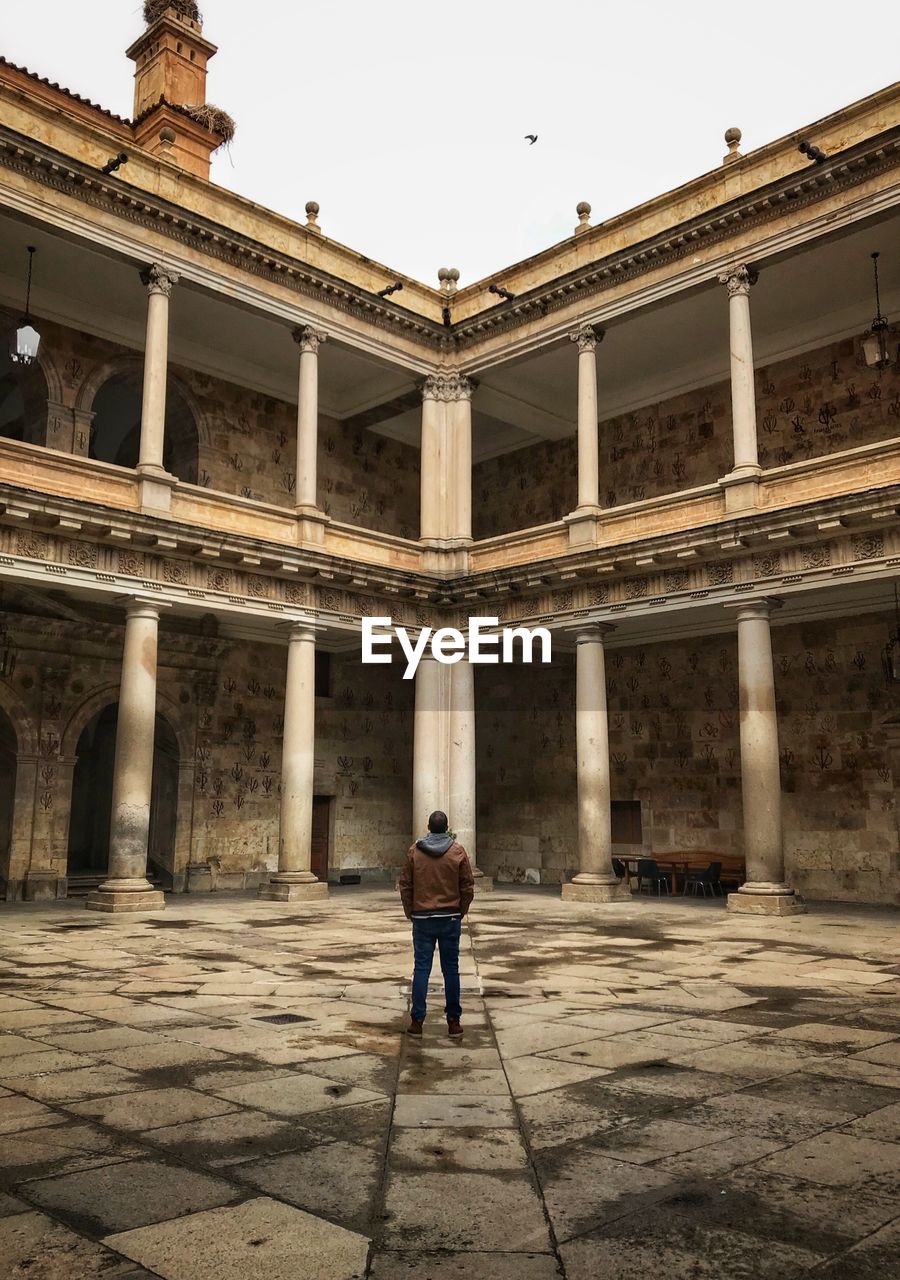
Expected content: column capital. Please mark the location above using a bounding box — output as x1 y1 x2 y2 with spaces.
569 323 605 353
281 619 320 643
421 372 475 403
718 263 758 298
140 263 179 297
574 622 616 645
727 595 782 622
117 595 167 621
293 325 327 354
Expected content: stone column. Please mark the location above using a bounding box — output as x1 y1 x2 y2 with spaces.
453 381 474 544
570 325 604 513
137 265 177 477
449 659 491 889
420 380 444 543
562 625 630 904
420 372 474 551
293 326 326 515
412 652 444 837
728 601 805 915
719 264 762 510
260 623 328 901
87 601 165 912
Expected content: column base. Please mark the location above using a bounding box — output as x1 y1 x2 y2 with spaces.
137 465 177 513
563 507 602 549
561 878 631 905
258 880 329 902
296 506 328 546
719 468 761 513
23 872 66 902
86 889 165 913
727 885 806 916
473 873 494 893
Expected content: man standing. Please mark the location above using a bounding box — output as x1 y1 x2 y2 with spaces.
399 810 475 1037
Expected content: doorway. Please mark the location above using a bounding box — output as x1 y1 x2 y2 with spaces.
67 705 179 884
311 795 331 881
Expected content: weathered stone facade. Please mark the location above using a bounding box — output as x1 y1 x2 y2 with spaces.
474 334 900 537
0 597 414 899
1 310 420 538
476 615 899 904
1 32 899 911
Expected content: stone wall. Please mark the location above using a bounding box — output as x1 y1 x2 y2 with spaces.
0 599 414 898
476 612 899 905
473 334 900 537
1 311 420 538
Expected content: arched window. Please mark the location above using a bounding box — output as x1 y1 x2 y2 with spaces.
90 371 199 484
0 347 49 445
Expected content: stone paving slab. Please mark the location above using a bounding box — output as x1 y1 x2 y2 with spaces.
105 1196 370 1280
20 1156 244 1236
1 889 899 1278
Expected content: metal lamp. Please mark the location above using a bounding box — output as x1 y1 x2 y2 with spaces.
861 252 895 370
10 246 41 367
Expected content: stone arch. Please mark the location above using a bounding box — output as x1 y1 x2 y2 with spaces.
61 683 192 765
62 686 192 890
0 681 39 899
0 678 40 757
0 345 50 446
34 346 65 409
74 355 207 482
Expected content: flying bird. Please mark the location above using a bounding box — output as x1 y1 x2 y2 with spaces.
524 134 538 145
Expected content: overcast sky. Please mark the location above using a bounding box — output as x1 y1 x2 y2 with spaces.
4 2 899 285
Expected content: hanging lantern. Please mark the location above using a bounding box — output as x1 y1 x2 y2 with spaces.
9 246 41 367
861 252 895 370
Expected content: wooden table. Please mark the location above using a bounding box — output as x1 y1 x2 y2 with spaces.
620 857 688 895
620 853 746 895
653 851 747 894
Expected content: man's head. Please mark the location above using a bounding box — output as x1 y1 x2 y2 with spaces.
428 810 449 834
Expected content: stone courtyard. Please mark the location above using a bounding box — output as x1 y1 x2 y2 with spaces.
0 889 899 1279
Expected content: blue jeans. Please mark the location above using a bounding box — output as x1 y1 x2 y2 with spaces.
411 916 462 1022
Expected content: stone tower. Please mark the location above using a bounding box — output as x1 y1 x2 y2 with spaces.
126 2 225 179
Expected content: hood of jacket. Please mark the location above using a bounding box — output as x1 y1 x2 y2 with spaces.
415 833 455 858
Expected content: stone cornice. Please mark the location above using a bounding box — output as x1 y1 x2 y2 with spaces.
1 122 898 363
2 480 897 639
451 129 900 352
0 125 449 353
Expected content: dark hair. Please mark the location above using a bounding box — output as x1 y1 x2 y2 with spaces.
428 810 449 833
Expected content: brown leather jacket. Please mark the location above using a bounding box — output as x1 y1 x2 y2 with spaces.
399 836 475 919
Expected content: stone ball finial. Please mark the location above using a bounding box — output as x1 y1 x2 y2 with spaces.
575 201 592 235
437 267 450 282
159 126 176 144
447 268 460 282
723 127 743 164
305 201 321 234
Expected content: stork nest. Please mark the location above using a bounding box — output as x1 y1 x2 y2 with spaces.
178 103 236 144
143 1 201 26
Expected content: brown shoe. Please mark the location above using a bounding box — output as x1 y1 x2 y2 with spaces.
447 1019 463 1038
407 1018 424 1036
